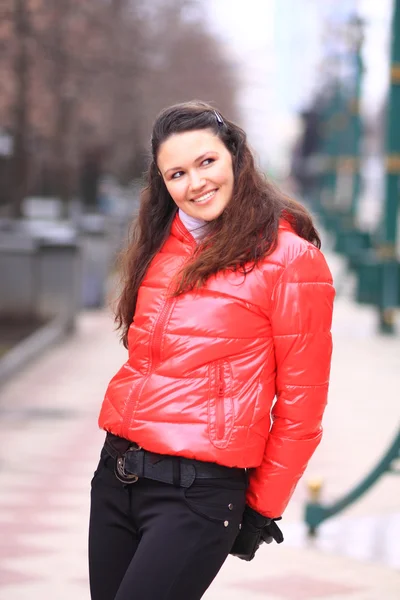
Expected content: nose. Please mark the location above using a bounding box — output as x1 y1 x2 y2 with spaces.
189 170 206 192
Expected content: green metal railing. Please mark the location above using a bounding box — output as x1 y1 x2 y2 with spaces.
305 429 400 535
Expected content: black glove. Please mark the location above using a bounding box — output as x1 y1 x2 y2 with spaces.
230 506 283 561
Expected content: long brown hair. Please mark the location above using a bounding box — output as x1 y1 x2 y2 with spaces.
116 101 320 347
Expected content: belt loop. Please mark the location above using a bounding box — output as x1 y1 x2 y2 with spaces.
173 457 181 487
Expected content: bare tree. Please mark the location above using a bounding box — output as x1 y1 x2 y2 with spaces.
0 0 240 214
109 0 239 179
10 0 31 217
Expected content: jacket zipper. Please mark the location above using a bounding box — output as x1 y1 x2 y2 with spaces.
215 362 226 440
151 296 174 368
124 294 174 435
124 238 193 435
150 245 194 368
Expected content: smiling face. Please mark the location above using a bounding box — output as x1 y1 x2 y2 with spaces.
157 129 234 221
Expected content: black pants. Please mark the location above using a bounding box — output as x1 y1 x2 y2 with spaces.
88 446 247 600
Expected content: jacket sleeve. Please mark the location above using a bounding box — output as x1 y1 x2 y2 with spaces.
246 246 335 518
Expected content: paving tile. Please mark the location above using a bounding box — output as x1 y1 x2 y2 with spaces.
233 573 362 598
0 520 64 535
0 567 40 587
0 541 50 560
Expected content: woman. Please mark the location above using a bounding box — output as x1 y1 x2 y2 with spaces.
89 101 335 600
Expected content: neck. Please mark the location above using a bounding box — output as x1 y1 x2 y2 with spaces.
178 209 207 242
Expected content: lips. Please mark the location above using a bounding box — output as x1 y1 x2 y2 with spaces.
191 189 217 203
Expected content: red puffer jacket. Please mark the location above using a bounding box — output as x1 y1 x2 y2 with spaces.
99 213 334 518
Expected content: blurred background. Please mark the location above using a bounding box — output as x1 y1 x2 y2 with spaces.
0 1 399 599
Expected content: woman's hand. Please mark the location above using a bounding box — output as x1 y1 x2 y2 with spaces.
230 506 283 561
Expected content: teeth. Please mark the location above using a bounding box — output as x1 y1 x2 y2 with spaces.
193 190 216 203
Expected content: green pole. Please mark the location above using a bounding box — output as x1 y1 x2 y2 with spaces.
349 20 364 221
321 85 342 216
321 91 336 205
379 0 400 333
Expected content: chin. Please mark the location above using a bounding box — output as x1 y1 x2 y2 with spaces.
202 214 222 222
194 204 226 222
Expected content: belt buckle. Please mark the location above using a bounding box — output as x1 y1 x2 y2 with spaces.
129 443 142 452
115 442 142 484
116 457 139 483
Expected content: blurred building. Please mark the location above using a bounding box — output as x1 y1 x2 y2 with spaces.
205 0 394 179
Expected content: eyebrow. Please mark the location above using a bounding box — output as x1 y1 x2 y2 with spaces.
164 152 216 176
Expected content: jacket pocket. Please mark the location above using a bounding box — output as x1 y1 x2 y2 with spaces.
208 360 235 449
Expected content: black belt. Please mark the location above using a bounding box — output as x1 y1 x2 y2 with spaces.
104 432 246 488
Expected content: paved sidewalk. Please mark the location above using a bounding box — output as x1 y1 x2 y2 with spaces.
0 250 399 599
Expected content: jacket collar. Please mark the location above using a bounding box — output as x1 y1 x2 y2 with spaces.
171 211 197 248
171 211 294 246
279 218 294 232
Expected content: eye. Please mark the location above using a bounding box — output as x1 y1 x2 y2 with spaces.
171 171 184 180
201 158 214 167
